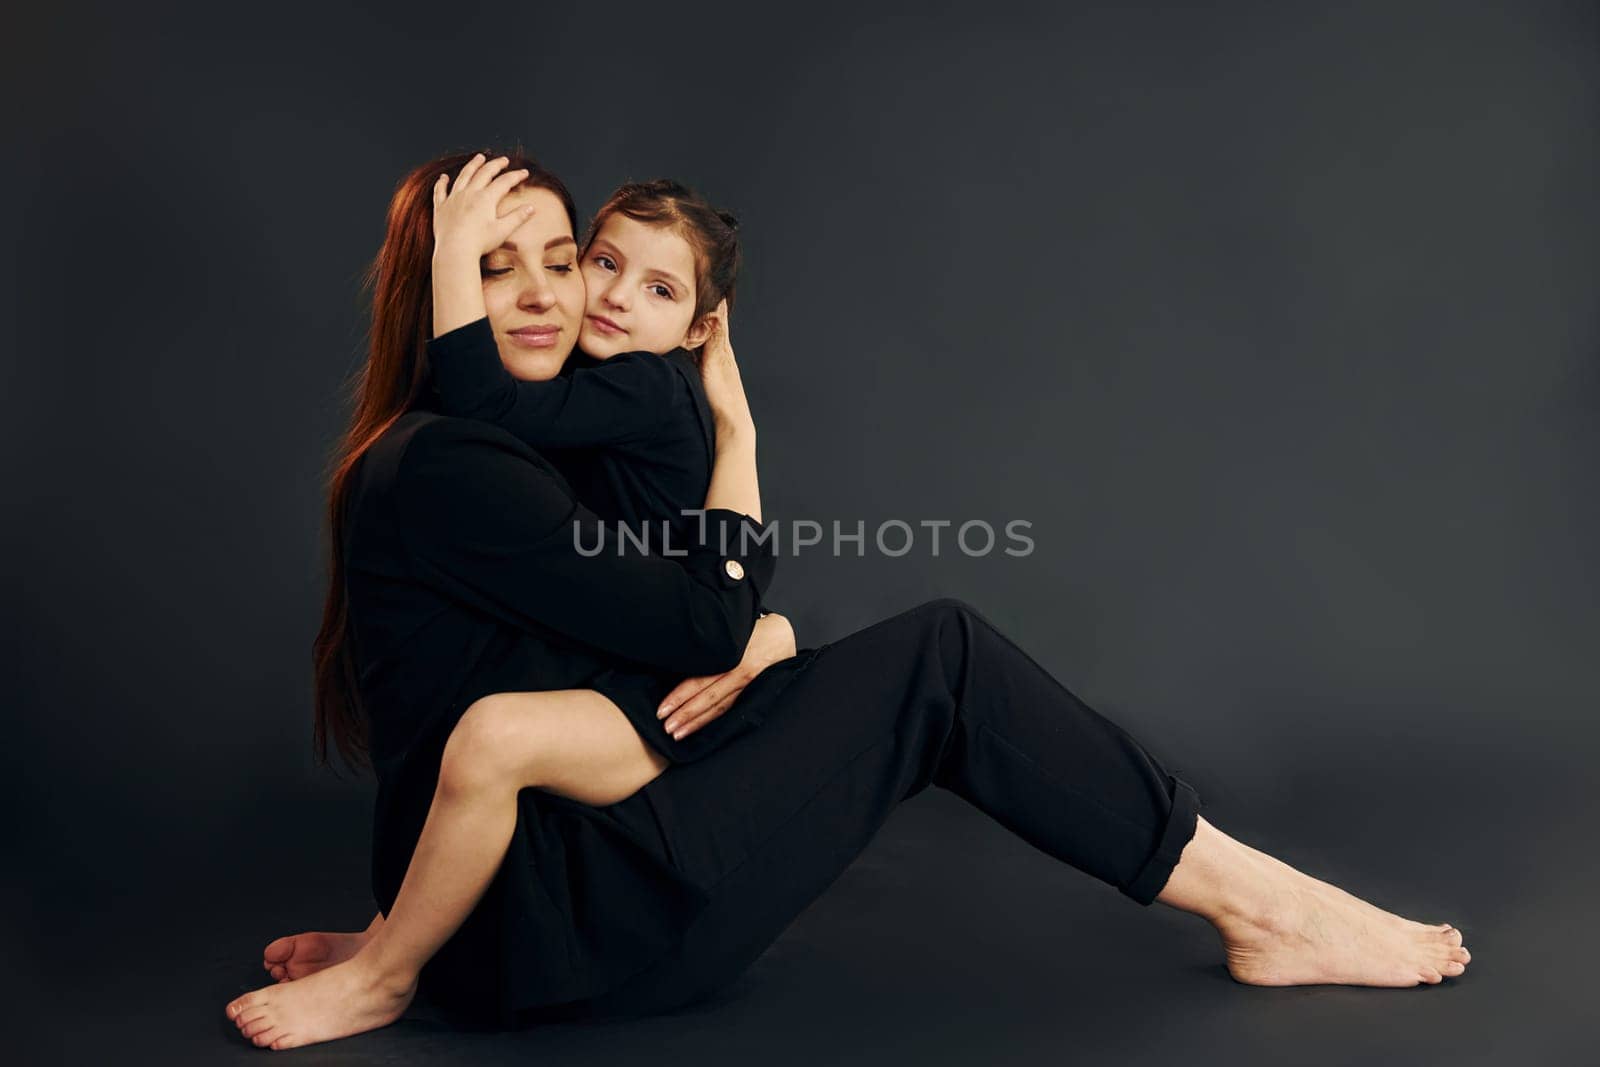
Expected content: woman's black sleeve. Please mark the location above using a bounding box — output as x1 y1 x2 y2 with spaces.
427 316 678 449
392 418 774 675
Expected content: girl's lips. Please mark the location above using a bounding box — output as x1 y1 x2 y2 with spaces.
587 315 626 336
508 327 560 349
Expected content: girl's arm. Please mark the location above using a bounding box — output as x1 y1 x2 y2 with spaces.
426 313 681 450
394 418 773 677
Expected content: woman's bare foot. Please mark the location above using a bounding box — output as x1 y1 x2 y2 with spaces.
1160 817 1473 987
261 930 368 983
226 948 416 1050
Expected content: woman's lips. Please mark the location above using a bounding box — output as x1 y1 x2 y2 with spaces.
587 314 626 337
508 325 560 349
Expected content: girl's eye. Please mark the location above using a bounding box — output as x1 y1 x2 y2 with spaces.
649 284 673 299
593 254 617 271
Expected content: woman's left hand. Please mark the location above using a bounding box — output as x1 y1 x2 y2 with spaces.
657 613 796 740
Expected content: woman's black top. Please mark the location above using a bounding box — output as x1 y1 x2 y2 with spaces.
342 403 786 1015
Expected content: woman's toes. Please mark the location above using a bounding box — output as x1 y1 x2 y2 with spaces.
1456 946 1472 964
1441 960 1466 976
241 1015 276 1039
263 936 296 964
1440 927 1463 947
1419 967 1442 984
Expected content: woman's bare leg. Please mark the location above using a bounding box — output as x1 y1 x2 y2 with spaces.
1156 816 1471 986
226 689 670 1051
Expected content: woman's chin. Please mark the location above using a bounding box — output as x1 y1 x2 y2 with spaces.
498 347 567 382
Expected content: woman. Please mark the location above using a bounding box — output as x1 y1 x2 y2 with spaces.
225 151 1471 1051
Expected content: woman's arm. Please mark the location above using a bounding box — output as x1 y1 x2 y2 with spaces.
394 418 773 676
426 315 680 449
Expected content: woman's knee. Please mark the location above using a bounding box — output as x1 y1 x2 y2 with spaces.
913 596 983 628
438 693 547 796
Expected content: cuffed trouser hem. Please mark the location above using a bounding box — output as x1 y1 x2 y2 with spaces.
1122 776 1202 905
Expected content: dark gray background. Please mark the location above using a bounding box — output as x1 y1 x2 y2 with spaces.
9 1 1595 1063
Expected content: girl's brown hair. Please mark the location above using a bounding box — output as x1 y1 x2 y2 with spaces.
583 178 741 331
312 148 577 773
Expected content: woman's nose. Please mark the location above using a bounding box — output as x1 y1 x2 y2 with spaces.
518 273 555 311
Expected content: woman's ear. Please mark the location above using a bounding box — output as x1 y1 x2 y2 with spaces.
683 313 714 351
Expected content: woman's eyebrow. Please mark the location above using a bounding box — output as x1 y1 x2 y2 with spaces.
500 236 578 253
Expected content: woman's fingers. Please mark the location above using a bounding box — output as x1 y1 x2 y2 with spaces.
486 166 530 202
470 155 512 191
658 675 717 719
674 692 740 739
663 672 745 735
451 152 486 194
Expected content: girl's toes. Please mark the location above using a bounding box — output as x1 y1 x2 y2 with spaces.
1419 967 1442 984
1440 927 1463 947
270 1033 301 1050
250 1027 280 1048
241 1015 275 1039
1441 960 1465 976
1451 946 1471 964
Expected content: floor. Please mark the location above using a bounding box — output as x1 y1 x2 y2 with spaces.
21 769 1590 1066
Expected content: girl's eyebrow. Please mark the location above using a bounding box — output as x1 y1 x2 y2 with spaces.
649 268 690 293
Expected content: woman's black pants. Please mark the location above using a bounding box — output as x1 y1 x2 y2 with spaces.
555 597 1201 1020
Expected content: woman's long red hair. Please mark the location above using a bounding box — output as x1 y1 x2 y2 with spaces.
311 148 578 773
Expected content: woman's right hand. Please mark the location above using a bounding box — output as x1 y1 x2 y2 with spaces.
431 153 534 264
699 299 755 435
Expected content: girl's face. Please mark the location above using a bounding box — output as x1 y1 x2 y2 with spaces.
578 213 713 359
479 186 586 381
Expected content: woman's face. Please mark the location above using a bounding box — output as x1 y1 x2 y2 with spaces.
578 214 711 359
479 186 586 381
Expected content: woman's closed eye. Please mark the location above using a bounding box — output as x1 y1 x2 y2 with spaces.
483 262 576 277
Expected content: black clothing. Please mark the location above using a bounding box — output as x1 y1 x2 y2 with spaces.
344 410 790 1009
350 369 1201 1029
426 316 714 536
424 318 761 761
424 598 1202 1028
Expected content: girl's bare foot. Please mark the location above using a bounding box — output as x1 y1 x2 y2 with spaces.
261 929 369 983
1162 818 1472 987
226 949 416 1050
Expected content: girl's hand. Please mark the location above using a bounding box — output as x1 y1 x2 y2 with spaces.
431 153 534 263
657 613 796 740
699 299 755 434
